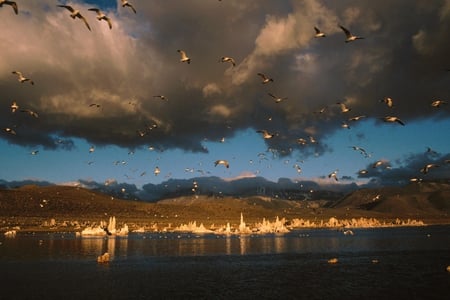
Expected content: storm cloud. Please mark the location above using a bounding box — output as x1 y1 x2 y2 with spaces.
1 0 449 159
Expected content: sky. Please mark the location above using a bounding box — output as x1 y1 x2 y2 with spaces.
1 0 449 192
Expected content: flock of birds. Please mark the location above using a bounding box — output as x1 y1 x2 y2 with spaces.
1 1 449 191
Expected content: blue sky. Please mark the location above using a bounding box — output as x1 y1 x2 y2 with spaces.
1 1 449 191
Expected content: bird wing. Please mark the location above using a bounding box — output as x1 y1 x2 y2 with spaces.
314 26 321 34
58 5 75 13
80 15 91 31
105 17 112 29
178 50 187 59
339 25 351 38
88 8 101 13
257 73 268 80
6 1 18 14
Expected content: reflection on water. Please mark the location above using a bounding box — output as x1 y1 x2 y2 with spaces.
1 226 450 300
1 226 449 260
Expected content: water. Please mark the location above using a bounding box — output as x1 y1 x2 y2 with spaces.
1 226 449 299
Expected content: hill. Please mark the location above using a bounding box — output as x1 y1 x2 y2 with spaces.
0 183 449 231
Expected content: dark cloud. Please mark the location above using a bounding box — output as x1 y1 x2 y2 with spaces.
0 0 449 159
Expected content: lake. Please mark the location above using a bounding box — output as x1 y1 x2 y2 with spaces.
1 225 449 299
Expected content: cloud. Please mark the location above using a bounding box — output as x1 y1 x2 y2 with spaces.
0 0 449 160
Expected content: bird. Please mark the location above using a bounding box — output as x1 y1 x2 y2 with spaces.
3 127 16 135
268 93 287 103
426 147 438 156
336 102 351 113
339 25 364 42
89 103 101 108
257 72 274 84
314 26 326 38
30 150 39 155
153 95 168 101
382 116 405 126
256 130 276 139
12 71 34 85
430 100 447 107
380 97 394 108
0 0 17 14
20 109 38 118
328 170 338 181
88 8 112 29
314 107 327 114
372 160 384 168
420 163 439 174
341 122 351 129
58 5 91 31
121 0 136 14
221 56 236 67
358 169 368 175
177 49 191 64
154 166 161 176
214 160 230 168
350 146 369 157
297 138 307 145
348 115 366 122
10 101 19 113
89 145 95 153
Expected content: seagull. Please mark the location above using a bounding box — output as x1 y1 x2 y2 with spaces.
89 145 95 153
154 166 161 176
350 146 369 157
328 170 338 181
341 121 351 129
12 71 34 85
314 26 326 38
88 8 112 29
121 0 136 14
10 101 19 113
297 138 307 145
339 25 364 43
177 49 191 64
257 72 274 84
0 0 18 14
426 147 438 156
380 97 394 108
336 102 351 113
214 160 230 168
420 163 439 174
382 116 405 126
358 169 368 175
268 93 287 103
153 95 168 101
430 100 447 107
58 5 91 31
20 109 38 118
256 130 276 139
3 127 16 135
313 107 327 114
89 103 101 108
372 160 384 168
30 150 39 155
348 115 366 122
221 56 236 67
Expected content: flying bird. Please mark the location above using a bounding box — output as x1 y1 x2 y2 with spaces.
89 145 95 153
0 0 17 14
10 101 19 113
3 127 16 135
121 0 136 14
257 72 274 84
88 8 112 29
382 116 405 126
350 146 369 158
328 170 338 181
30 150 39 155
214 160 230 168
154 166 161 176
420 163 439 174
380 97 394 108
89 103 101 108
314 26 326 38
268 93 287 103
177 49 191 64
153 95 168 101
430 100 447 107
348 115 366 122
339 25 364 42
12 71 34 85
256 130 276 139
336 102 351 113
20 109 38 118
221 56 236 67
372 160 384 168
58 5 91 31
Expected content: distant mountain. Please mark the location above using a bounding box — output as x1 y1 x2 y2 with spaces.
329 182 450 217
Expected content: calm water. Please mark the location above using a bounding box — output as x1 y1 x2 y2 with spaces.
1 226 449 300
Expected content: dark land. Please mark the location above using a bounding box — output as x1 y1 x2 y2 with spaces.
1 182 449 231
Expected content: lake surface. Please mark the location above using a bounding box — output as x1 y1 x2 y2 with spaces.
1 226 449 299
